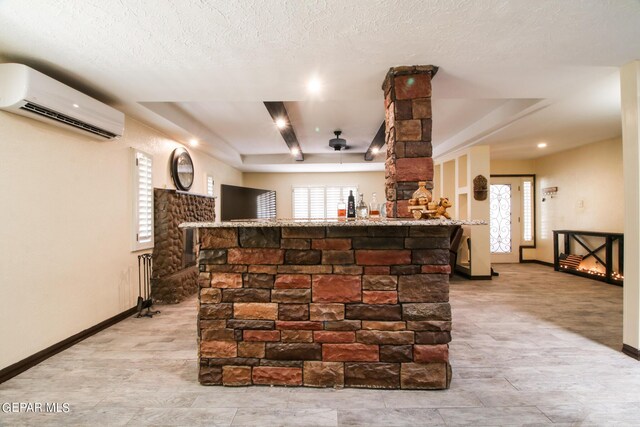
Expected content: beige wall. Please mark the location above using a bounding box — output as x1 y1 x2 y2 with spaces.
0 112 241 370
490 159 536 175
489 138 623 263
533 137 623 262
243 172 385 218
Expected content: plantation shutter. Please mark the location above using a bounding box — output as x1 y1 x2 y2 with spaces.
206 175 214 197
522 180 533 242
309 187 325 219
292 187 309 218
292 185 358 219
257 191 277 219
134 150 154 250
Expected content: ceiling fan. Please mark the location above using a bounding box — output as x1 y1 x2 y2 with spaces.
329 130 349 151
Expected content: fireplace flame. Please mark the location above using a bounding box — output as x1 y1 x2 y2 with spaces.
560 262 623 281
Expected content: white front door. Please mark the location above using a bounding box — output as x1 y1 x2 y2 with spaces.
490 177 522 263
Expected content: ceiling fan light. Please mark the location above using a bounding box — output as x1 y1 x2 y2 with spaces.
329 130 348 151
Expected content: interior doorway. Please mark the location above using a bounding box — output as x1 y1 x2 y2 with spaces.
490 176 535 263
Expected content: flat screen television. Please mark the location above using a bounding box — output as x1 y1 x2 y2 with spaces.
220 184 277 221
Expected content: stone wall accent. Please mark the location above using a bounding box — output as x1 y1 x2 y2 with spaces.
383 65 438 218
153 189 215 304
197 225 452 389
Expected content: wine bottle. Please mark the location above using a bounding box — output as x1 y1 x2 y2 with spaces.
347 190 356 218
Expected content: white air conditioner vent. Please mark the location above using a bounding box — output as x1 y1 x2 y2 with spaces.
0 63 124 140
21 102 119 139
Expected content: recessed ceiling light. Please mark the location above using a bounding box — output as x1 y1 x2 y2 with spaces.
189 139 199 146
72 103 79 108
372 147 379 154
275 118 287 129
537 142 547 148
307 77 321 94
291 147 299 156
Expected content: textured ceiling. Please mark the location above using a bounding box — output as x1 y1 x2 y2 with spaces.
0 0 639 171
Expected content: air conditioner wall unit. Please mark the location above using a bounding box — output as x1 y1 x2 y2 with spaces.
0 63 124 139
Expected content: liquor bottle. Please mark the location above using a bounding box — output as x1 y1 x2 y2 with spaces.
337 197 346 220
347 190 356 218
369 192 380 218
356 193 369 219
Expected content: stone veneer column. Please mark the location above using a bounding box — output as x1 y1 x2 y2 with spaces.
383 65 438 218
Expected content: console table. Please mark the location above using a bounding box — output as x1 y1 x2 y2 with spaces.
553 230 623 285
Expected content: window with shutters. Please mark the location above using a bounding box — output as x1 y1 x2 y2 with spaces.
206 175 214 197
291 185 358 219
132 149 154 251
522 179 533 242
257 191 277 219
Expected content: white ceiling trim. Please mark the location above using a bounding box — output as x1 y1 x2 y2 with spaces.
433 98 550 158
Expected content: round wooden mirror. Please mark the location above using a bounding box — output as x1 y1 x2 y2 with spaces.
170 147 194 191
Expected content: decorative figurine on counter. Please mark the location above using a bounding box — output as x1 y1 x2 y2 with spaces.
408 181 438 219
433 197 453 219
409 193 453 220
411 181 432 205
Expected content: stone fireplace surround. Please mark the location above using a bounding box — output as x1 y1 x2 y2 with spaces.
152 188 215 304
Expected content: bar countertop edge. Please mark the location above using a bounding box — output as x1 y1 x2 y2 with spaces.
181 219 486 228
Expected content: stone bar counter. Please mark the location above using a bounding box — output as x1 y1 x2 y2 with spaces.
181 219 481 389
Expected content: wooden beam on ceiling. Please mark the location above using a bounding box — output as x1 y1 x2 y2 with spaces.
364 122 386 161
263 101 304 161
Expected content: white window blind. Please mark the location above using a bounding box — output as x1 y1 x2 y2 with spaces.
292 187 309 218
257 191 276 219
309 187 325 219
133 150 154 251
206 175 215 197
292 185 358 219
522 180 533 242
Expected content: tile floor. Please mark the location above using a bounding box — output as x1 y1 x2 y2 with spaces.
1 264 639 426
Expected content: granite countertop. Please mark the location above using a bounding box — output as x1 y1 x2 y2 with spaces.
181 218 486 228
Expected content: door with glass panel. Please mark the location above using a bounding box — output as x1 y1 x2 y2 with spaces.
490 177 523 263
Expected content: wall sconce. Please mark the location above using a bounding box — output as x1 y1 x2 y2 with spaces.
473 175 488 201
542 186 558 202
